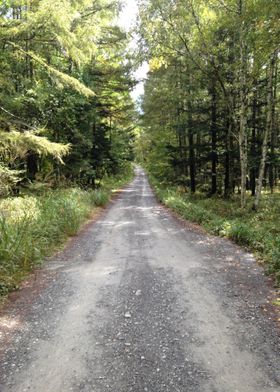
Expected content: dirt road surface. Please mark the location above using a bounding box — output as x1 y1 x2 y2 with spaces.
0 167 280 392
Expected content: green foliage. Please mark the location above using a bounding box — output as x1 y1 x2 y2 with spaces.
0 166 132 297
137 0 280 206
88 189 110 207
0 189 92 295
101 162 134 191
0 129 70 162
0 164 22 196
8 43 96 98
0 0 135 194
266 237 280 283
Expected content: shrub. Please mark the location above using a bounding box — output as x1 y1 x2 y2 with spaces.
89 189 109 207
226 222 253 246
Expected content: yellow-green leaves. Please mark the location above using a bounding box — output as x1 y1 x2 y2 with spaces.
8 42 95 97
0 129 70 163
149 57 166 71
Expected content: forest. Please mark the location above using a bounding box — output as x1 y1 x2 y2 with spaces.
0 0 280 294
0 0 135 193
136 0 279 208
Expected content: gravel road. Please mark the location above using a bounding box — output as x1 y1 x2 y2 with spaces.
0 167 280 392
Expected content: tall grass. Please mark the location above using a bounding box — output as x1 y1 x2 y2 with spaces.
0 166 134 297
0 189 108 295
150 176 280 284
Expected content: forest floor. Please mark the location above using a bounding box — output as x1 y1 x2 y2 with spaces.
0 167 280 392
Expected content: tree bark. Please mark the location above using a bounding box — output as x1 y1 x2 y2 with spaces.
269 58 277 193
187 90 196 193
250 90 257 196
188 128 196 193
210 79 217 195
253 52 277 210
238 0 248 208
224 119 232 198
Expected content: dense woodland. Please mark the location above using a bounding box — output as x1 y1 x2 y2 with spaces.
0 0 135 195
136 0 280 210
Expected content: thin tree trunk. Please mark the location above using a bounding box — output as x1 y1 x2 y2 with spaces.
269 58 277 193
239 84 248 207
188 127 196 193
187 91 196 193
210 79 217 195
177 66 187 177
177 111 186 177
238 0 248 208
250 90 257 196
253 52 276 210
224 120 232 198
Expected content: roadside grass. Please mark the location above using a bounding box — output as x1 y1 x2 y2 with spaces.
149 176 280 285
0 168 133 297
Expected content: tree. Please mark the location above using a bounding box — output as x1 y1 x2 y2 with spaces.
0 0 135 193
136 0 280 209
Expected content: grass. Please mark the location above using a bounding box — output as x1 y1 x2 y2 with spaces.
149 176 280 285
0 167 133 297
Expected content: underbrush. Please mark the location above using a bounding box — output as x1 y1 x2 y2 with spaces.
149 176 280 284
0 168 133 297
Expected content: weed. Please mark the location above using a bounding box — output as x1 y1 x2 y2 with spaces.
0 168 133 297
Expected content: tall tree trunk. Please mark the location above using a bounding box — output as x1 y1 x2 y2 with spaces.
210 79 217 195
250 90 257 196
187 85 196 193
239 84 248 208
238 0 248 208
177 112 186 177
188 127 196 193
253 52 276 210
269 57 278 193
177 67 187 177
224 120 232 198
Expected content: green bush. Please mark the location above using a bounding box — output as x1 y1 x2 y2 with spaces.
226 222 253 246
0 168 133 297
89 189 109 207
266 236 280 284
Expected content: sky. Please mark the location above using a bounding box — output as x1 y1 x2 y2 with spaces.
118 0 138 32
118 0 149 102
